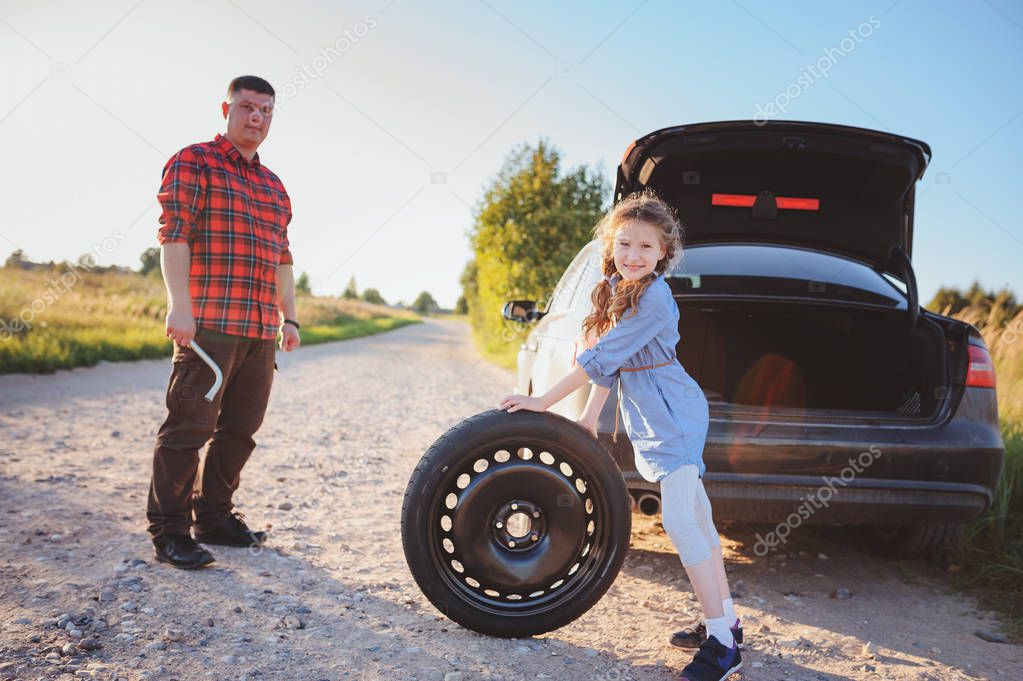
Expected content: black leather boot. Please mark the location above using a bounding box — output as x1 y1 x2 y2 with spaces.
153 534 216 569
194 511 267 547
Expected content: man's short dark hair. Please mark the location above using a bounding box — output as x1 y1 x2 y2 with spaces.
227 75 275 99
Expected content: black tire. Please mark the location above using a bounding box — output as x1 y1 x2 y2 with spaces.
857 523 965 560
400 409 631 637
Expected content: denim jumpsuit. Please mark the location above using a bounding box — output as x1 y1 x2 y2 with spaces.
576 273 710 482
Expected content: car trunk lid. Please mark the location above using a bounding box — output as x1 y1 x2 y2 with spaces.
615 120 932 272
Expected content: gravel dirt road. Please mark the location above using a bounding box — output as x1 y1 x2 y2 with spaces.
0 318 1019 680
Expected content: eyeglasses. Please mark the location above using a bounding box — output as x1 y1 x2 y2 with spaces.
235 101 274 118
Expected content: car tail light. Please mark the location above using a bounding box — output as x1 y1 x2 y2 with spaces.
711 193 820 211
965 343 996 388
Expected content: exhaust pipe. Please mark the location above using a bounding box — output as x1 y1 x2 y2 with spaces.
637 493 661 516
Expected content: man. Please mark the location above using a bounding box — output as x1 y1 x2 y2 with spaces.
147 75 300 569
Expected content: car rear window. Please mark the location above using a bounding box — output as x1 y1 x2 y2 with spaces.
667 243 904 307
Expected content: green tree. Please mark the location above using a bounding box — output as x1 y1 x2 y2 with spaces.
412 291 439 313
964 280 988 309
361 288 387 305
468 139 607 355
77 253 98 269
139 247 161 276
460 259 477 316
296 271 312 294
342 276 358 300
455 295 468 315
926 286 962 315
927 282 1020 322
4 249 26 268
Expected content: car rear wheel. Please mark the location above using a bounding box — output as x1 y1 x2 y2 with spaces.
857 523 965 560
401 409 631 637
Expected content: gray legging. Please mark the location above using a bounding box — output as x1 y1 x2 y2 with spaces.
659 464 721 567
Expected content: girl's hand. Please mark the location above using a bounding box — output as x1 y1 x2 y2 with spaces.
576 416 598 438
499 394 548 413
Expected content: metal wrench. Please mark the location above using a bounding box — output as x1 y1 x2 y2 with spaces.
187 340 223 402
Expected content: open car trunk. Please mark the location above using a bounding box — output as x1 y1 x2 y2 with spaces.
614 121 946 421
617 120 931 269
675 299 948 420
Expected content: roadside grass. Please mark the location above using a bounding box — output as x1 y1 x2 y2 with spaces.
947 302 1023 636
300 316 419 344
0 266 419 374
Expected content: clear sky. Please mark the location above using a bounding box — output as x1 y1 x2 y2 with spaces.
2 0 1021 308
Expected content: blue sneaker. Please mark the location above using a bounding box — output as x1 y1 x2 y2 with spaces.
679 634 742 681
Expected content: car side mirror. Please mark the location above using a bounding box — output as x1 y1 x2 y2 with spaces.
502 300 545 323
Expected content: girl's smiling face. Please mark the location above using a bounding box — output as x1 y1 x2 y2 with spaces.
613 220 667 281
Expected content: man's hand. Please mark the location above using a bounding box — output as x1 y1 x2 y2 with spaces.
161 243 195 347
166 305 196 346
280 323 301 352
499 394 549 413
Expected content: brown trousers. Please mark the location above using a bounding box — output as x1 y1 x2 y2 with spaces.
146 327 276 538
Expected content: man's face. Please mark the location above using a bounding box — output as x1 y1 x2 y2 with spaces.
222 88 274 148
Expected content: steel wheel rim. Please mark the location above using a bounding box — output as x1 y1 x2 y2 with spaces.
427 435 617 616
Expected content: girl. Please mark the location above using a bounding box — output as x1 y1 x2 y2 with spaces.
499 191 742 681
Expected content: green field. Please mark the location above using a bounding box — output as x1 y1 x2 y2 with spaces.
0 265 419 374
943 300 1023 632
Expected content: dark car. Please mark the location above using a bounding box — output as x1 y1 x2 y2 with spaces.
504 120 1004 557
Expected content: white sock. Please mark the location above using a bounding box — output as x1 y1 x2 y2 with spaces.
721 598 737 626
705 614 735 648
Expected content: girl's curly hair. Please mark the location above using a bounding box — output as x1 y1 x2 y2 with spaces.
581 189 684 340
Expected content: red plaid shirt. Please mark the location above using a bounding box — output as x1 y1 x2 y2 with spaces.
157 133 293 340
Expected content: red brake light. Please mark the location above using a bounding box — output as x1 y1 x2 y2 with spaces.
711 193 755 207
776 197 820 210
711 193 820 211
965 344 996 388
